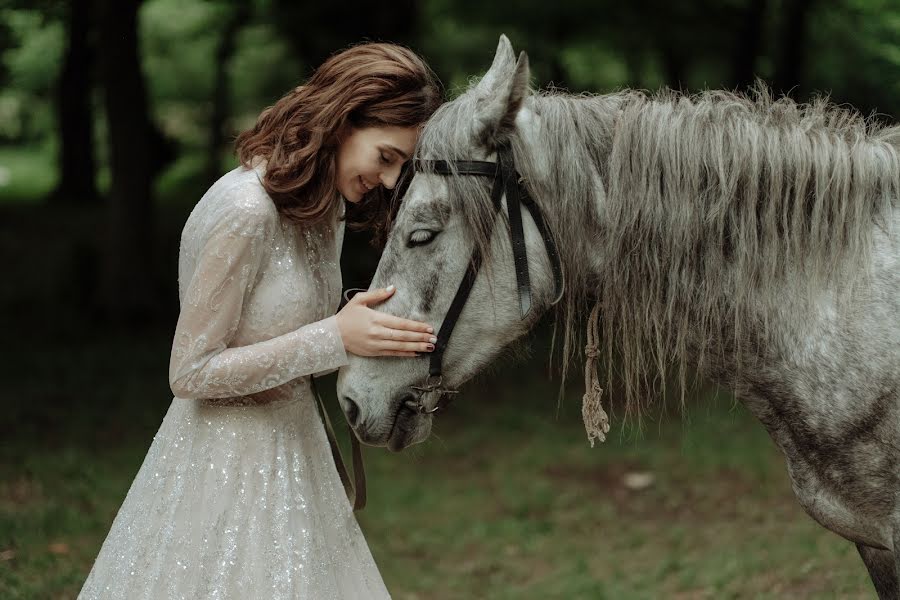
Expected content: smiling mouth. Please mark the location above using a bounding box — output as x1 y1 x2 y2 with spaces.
358 176 376 192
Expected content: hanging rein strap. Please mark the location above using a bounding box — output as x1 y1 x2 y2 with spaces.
312 376 366 511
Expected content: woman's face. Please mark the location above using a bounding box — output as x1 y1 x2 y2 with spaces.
335 125 419 203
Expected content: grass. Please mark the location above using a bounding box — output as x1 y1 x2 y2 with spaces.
351 369 872 600
0 327 874 599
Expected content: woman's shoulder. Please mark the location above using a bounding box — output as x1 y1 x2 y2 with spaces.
187 165 280 240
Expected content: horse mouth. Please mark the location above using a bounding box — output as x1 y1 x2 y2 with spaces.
386 397 424 452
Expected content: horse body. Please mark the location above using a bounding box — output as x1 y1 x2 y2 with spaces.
716 231 900 594
713 234 900 551
337 36 900 595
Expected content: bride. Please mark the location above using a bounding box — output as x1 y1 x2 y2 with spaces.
79 43 441 598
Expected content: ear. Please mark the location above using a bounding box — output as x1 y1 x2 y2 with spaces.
473 51 530 148
476 35 516 93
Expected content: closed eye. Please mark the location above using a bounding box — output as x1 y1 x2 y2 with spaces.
408 229 438 247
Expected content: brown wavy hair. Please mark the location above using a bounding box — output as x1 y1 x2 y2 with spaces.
235 43 442 240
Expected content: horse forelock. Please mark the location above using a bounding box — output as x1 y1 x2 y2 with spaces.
415 80 900 418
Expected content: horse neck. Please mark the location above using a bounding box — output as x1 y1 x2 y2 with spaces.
518 95 619 300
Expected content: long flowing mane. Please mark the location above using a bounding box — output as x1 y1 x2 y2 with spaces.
416 83 900 416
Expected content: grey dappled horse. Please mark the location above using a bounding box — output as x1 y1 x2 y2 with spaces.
337 36 900 596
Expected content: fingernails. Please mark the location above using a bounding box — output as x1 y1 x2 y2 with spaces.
429 337 437 344
385 284 395 292
426 344 435 351
426 327 434 333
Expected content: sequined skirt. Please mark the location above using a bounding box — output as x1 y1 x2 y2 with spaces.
78 388 390 599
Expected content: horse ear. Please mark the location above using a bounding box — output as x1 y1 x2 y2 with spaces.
474 51 530 148
476 35 517 93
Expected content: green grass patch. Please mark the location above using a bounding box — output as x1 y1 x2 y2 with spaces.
1 330 873 599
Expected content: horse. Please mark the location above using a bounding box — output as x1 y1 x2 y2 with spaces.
336 36 900 596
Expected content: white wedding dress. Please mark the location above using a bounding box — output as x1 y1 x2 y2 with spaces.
79 165 390 599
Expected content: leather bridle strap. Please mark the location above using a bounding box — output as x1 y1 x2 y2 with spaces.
519 191 563 304
428 202 495 379
500 147 533 316
414 145 564 390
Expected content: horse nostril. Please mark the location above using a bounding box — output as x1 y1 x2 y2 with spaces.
342 396 361 427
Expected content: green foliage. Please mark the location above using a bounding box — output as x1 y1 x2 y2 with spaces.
1 9 62 93
807 0 900 117
560 43 634 91
141 0 225 102
228 23 302 123
0 143 56 203
0 8 62 143
1 0 899 196
141 0 231 146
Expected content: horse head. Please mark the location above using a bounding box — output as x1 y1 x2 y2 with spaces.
336 36 565 451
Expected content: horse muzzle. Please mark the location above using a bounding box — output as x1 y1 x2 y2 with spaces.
340 387 433 451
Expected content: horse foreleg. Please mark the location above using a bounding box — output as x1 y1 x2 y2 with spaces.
857 543 898 599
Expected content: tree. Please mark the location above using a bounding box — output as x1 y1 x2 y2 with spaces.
50 0 98 205
731 0 769 91
206 1 250 186
773 0 817 96
96 0 158 322
268 0 421 74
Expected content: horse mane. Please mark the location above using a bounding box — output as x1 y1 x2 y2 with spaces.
417 82 900 417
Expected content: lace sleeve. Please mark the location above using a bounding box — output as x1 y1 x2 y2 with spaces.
168 195 348 400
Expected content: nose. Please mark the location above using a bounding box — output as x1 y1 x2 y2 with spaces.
380 164 403 190
340 394 361 428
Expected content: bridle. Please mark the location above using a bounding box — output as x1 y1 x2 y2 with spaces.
331 143 564 510
403 142 564 414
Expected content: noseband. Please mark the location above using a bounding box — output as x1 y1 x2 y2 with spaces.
404 144 564 415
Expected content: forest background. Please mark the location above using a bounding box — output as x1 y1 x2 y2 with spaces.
1 0 898 597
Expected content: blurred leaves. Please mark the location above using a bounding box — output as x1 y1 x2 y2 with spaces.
0 8 62 142
2 9 63 93
0 0 897 193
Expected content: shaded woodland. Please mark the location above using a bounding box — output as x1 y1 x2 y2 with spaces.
2 0 897 326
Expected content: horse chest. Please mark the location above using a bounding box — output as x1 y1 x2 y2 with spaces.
740 384 898 550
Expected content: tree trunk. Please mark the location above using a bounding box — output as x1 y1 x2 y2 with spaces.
206 3 249 186
271 0 419 73
732 0 768 91
659 40 688 91
96 0 158 323
51 0 98 205
773 0 816 97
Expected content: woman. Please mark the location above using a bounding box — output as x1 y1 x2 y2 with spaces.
79 43 442 598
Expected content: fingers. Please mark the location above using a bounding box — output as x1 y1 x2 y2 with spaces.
377 326 436 343
377 313 435 334
352 285 396 306
378 340 435 353
350 286 434 332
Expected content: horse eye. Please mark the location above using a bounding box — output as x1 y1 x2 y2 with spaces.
407 229 437 247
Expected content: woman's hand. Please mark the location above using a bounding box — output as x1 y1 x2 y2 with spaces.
336 285 436 357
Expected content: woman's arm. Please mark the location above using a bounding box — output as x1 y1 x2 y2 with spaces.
168 194 347 399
